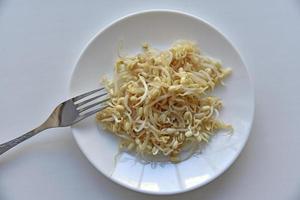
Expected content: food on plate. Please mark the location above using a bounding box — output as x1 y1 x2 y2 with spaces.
96 40 232 162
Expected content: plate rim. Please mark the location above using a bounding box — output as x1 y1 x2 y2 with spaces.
69 9 255 195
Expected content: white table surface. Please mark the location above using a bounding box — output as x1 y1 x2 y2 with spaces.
0 0 299 199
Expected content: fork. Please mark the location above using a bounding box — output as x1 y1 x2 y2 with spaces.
0 88 109 155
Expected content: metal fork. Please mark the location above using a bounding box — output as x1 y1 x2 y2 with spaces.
0 88 109 155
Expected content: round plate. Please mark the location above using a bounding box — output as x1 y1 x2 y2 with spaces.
69 10 254 195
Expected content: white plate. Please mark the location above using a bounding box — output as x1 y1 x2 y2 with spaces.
69 10 254 195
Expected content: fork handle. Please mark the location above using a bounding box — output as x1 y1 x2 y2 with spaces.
0 125 47 155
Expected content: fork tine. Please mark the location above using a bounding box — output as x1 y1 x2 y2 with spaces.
78 98 110 113
75 93 108 108
79 105 109 119
73 88 105 102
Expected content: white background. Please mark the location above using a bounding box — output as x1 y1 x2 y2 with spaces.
0 0 299 199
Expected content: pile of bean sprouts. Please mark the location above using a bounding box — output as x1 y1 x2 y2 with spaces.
96 40 232 162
